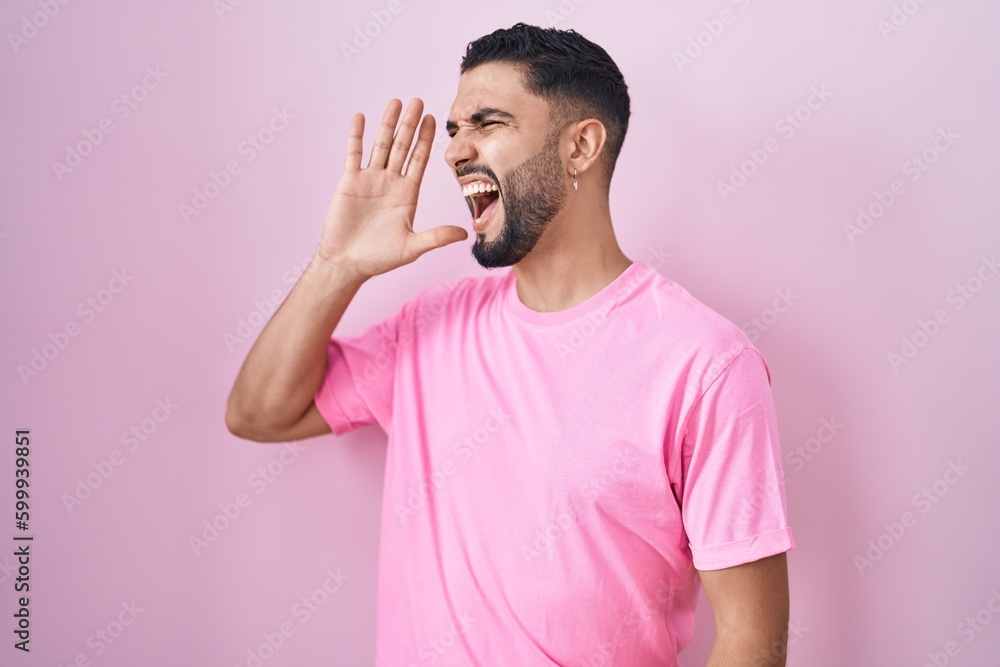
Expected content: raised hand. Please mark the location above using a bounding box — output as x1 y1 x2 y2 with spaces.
316 98 468 281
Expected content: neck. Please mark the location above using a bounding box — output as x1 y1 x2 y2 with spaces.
510 191 633 313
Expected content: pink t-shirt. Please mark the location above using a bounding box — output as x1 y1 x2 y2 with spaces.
313 260 794 666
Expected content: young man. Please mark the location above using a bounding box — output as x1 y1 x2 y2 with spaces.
227 23 795 667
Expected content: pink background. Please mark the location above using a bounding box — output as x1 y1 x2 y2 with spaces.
2 1 999 665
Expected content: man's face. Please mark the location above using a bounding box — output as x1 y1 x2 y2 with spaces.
444 62 569 269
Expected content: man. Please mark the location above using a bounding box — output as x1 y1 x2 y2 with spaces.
226 22 794 666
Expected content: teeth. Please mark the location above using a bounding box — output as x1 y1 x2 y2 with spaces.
461 181 498 197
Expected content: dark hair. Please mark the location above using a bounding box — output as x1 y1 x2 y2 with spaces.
460 22 631 189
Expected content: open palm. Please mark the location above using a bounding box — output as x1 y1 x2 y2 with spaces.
317 98 468 280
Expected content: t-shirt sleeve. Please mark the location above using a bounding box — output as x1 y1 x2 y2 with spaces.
678 347 795 570
312 299 410 436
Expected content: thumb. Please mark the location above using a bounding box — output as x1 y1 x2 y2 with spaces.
406 225 469 260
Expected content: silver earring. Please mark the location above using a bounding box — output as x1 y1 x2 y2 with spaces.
573 168 578 191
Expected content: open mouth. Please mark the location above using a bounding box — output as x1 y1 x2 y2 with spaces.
462 181 501 224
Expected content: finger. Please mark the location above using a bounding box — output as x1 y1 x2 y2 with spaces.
344 113 364 173
403 113 436 183
367 99 403 170
386 98 424 174
405 224 469 262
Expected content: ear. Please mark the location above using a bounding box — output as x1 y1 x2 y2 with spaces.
567 118 607 179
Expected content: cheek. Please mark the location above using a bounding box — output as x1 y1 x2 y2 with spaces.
481 140 519 177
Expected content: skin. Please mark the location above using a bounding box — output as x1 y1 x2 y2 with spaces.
446 70 790 660
700 552 790 666
224 97 465 442
226 60 790 663
462 123 566 269
444 61 633 310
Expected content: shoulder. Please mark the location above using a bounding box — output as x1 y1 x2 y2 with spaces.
636 264 751 348
630 262 761 385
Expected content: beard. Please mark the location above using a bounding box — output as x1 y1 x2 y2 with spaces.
469 127 567 269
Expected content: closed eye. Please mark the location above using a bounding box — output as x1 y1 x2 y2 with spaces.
447 121 502 138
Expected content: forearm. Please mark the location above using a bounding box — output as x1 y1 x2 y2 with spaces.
226 248 366 432
706 627 787 667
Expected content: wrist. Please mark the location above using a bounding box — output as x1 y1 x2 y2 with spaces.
307 247 368 289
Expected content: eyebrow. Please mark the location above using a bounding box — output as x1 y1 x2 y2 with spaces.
445 108 515 136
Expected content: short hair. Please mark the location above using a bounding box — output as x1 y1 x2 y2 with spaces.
460 22 631 190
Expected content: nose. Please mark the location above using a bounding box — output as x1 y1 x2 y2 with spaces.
443 128 476 172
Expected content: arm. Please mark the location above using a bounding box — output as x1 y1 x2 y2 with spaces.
225 97 467 442
699 552 790 667
224 252 365 442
